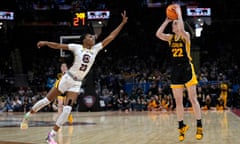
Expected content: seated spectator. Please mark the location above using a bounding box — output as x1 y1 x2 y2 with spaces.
1 99 13 112
202 94 212 110
111 95 119 111
99 85 112 110
216 96 225 111
117 93 131 112
135 95 147 111
129 96 137 111
22 96 33 112
121 93 131 112
161 94 174 111
12 96 22 112
147 95 161 111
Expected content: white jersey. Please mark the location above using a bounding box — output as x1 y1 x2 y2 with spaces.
68 42 103 80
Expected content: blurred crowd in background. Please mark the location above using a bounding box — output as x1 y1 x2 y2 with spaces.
1 0 240 112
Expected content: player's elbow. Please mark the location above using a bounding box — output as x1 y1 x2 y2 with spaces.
156 33 165 41
155 32 161 39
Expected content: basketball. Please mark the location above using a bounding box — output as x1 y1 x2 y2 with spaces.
166 4 178 20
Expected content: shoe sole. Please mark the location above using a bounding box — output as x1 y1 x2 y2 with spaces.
179 125 189 141
20 122 28 130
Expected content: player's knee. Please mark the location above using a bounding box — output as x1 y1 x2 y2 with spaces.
63 105 72 114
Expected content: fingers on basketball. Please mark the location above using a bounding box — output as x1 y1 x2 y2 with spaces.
166 4 178 20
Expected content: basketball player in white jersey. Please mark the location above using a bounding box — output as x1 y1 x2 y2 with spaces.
20 10 128 144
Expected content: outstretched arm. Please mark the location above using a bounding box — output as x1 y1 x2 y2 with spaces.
102 10 128 48
174 4 190 41
37 41 69 50
174 4 184 33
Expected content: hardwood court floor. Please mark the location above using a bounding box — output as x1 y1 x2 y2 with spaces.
0 109 240 144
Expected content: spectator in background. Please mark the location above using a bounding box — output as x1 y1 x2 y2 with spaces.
161 94 174 111
12 96 22 112
202 94 212 110
3 97 14 112
22 96 33 112
136 95 148 111
120 93 131 112
147 95 161 111
99 85 112 109
219 82 229 109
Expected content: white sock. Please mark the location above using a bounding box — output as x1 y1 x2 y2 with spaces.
26 112 31 116
50 129 57 136
56 106 72 127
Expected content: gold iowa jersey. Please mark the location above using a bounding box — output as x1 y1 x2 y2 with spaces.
169 34 192 64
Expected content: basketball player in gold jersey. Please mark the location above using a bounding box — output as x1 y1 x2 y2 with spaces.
55 62 73 124
220 82 228 109
156 4 203 141
20 10 128 144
